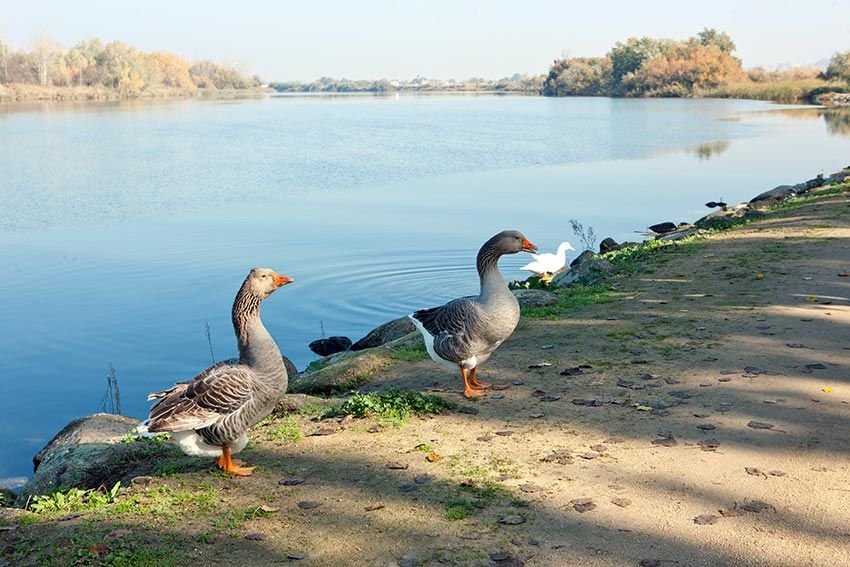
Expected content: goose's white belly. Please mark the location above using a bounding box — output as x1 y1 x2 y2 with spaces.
171 431 249 457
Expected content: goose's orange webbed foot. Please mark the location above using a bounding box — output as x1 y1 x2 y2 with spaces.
216 446 255 476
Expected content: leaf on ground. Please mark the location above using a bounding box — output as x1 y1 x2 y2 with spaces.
823 387 833 393
747 421 775 430
365 503 385 511
693 514 718 525
611 497 632 508
258 503 280 513
312 428 336 436
425 452 443 462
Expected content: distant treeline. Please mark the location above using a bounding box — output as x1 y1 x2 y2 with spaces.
543 28 850 102
269 74 544 94
0 36 262 96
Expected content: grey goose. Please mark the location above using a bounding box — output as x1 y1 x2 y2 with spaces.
409 230 537 398
140 267 293 476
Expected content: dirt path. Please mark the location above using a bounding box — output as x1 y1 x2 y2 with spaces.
3 190 850 567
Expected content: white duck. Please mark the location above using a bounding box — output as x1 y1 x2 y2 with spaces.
521 241 575 281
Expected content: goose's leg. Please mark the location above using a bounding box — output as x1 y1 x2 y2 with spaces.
215 446 255 476
461 367 486 398
467 367 492 390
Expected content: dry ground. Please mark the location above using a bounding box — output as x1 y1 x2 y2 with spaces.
3 189 850 567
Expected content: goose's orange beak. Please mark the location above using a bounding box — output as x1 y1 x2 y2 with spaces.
521 239 538 253
273 273 294 287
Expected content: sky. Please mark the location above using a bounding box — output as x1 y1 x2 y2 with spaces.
2 0 849 81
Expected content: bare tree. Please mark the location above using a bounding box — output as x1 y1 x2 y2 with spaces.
31 33 60 86
0 40 9 83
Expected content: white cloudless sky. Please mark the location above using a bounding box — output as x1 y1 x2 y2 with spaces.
2 0 848 81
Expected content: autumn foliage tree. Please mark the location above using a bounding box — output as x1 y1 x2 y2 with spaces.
0 35 260 94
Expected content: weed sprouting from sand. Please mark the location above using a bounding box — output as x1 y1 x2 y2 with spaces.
268 415 303 443
101 362 122 415
29 482 121 514
204 320 215 364
568 218 598 252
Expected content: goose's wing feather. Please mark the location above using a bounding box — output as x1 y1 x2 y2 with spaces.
413 297 484 363
146 359 255 433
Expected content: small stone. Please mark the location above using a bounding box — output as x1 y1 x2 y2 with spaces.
611 497 631 508
490 552 512 561
297 500 320 509
693 515 718 525
571 498 596 513
365 503 385 511
652 435 677 447
696 424 716 431
698 439 720 451
739 499 776 513
244 532 266 541
279 477 305 486
287 552 307 560
491 393 505 399
414 475 433 484
743 366 767 375
747 421 775 430
496 430 514 436
540 395 561 402
529 412 544 419
498 514 526 525
387 462 409 470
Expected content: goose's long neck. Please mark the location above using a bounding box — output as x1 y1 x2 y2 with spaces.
232 286 286 387
476 243 509 301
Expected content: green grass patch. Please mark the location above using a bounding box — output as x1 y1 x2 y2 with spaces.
336 388 455 425
268 415 303 443
389 343 429 362
443 482 511 521
28 482 122 514
522 284 614 320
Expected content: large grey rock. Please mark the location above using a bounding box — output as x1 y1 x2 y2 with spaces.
569 250 594 269
282 354 299 377
512 289 558 308
694 203 749 230
750 185 795 207
599 237 619 253
826 168 850 185
648 222 677 234
350 316 416 351
32 413 139 471
18 413 186 506
308 336 352 356
552 255 614 288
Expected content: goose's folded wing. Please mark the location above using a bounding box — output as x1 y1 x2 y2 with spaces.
146 361 254 432
413 297 482 362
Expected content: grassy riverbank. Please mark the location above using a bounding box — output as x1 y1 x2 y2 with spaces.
2 180 850 566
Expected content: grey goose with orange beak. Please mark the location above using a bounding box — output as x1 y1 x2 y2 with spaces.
409 230 538 398
140 267 293 476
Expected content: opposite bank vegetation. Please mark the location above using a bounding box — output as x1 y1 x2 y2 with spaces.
3 29 849 104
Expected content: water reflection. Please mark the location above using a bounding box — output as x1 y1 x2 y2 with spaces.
686 140 731 160
758 106 850 138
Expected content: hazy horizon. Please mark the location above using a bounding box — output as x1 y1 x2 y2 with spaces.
2 0 849 82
